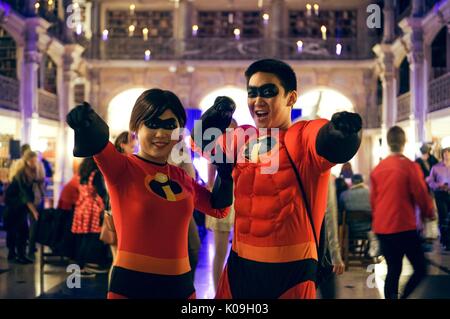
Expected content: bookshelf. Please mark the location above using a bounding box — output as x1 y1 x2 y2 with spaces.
197 11 263 38
0 27 17 79
39 56 57 95
288 9 357 38
106 10 173 38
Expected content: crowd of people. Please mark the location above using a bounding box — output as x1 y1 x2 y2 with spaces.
1 58 449 300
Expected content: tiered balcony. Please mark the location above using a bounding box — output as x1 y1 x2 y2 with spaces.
397 92 411 122
0 74 19 112
429 72 450 113
89 36 371 61
38 89 59 121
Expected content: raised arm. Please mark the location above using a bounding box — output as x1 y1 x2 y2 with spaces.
66 102 109 157
192 177 231 219
316 111 362 164
66 102 126 184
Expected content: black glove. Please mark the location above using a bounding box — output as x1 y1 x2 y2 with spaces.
316 111 362 163
66 102 109 157
192 96 236 154
211 162 234 209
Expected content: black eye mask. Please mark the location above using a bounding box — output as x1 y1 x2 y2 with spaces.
247 83 279 98
144 117 178 130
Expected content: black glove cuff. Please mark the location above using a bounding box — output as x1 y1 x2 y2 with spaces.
316 122 362 164
211 174 233 209
73 116 109 157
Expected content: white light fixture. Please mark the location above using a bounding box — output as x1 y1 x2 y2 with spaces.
76 23 83 35
169 65 177 73
34 2 40 13
192 24 198 36
321 25 327 40
128 24 135 37
306 3 312 16
129 4 135 14
258 0 263 8
336 43 342 55
234 28 240 40
102 29 108 41
186 65 195 73
142 27 149 40
228 13 234 24
144 49 151 61
314 3 319 16
262 13 269 25
297 40 303 53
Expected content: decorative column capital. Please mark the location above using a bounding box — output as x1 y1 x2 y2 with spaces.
408 51 425 65
24 50 42 64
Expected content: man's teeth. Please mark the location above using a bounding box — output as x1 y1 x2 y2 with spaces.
255 111 268 116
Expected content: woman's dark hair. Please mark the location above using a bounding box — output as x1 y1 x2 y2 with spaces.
129 88 186 132
78 157 98 184
245 59 297 95
114 131 131 153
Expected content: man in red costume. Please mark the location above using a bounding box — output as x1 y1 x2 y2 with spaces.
192 59 362 299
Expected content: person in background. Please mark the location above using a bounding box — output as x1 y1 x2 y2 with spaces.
339 174 372 237
416 143 439 180
339 162 354 180
428 137 450 251
8 144 45 260
71 157 110 277
371 126 435 299
318 175 345 299
114 131 138 155
56 174 80 259
335 177 349 225
4 150 40 264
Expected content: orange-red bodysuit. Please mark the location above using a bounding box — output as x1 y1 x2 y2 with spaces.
94 142 229 299
212 119 334 299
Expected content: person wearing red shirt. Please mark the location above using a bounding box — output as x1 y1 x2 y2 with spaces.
66 89 232 299
370 126 435 299
57 175 80 211
192 59 362 299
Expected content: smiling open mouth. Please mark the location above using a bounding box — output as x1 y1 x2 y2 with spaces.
255 110 269 119
152 141 169 148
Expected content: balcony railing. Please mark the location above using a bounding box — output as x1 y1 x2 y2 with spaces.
429 72 450 113
38 89 59 121
365 104 382 129
397 91 411 122
0 74 19 112
88 36 372 61
431 67 450 80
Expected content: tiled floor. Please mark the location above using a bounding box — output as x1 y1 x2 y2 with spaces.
0 230 449 299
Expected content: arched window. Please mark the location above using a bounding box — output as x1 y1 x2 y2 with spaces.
0 27 17 79
398 57 410 95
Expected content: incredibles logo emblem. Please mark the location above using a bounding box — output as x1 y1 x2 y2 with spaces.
144 173 187 202
242 136 278 163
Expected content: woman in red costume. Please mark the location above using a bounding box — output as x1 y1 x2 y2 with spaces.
66 89 232 299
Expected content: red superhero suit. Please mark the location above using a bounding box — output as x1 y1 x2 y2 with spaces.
203 120 334 299
94 142 229 299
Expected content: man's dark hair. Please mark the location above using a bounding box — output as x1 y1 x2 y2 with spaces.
245 59 297 95
387 126 406 152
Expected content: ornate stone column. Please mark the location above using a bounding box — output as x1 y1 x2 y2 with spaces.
54 44 84 201
20 17 49 144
